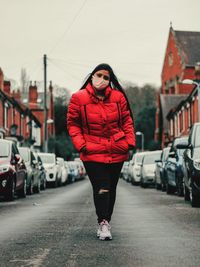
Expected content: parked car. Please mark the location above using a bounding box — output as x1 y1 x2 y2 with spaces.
140 150 162 188
38 153 59 187
34 152 47 190
18 147 41 194
177 123 200 207
65 161 76 183
164 136 188 195
129 152 147 185
121 161 130 181
0 139 27 201
155 147 170 191
74 158 86 180
57 157 68 185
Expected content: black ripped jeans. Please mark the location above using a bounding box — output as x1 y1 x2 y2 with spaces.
83 161 123 223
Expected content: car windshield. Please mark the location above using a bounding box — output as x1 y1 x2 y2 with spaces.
136 154 144 164
57 158 64 166
39 154 55 164
18 148 29 162
177 149 185 156
174 137 188 156
0 142 10 157
162 147 170 161
143 152 161 164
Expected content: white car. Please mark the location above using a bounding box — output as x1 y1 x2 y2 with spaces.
140 150 162 188
129 152 148 185
57 157 68 185
121 161 130 181
38 153 59 187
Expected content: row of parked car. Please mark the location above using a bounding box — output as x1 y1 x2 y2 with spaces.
0 139 86 201
121 122 200 207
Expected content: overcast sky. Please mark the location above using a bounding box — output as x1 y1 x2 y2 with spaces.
1 0 200 94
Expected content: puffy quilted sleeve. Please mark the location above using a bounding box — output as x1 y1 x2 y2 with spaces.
120 94 136 147
67 93 86 152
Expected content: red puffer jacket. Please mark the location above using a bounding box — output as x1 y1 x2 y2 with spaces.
67 83 135 163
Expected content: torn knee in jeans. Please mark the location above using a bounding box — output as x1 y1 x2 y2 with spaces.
98 188 109 194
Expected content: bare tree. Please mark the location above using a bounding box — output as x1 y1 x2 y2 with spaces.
20 68 29 93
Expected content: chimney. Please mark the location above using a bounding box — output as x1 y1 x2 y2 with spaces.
12 89 21 101
0 68 4 90
49 81 53 93
3 80 11 95
29 81 38 104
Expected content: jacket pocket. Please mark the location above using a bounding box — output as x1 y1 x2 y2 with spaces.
84 134 107 155
111 132 129 154
86 141 107 155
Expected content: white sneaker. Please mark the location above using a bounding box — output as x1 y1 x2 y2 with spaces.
99 220 112 240
97 224 101 238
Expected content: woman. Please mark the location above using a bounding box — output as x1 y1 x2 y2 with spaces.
67 63 135 240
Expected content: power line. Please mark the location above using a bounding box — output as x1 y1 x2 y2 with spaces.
48 0 88 55
48 58 82 82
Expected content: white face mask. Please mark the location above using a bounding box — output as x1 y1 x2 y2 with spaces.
92 76 109 90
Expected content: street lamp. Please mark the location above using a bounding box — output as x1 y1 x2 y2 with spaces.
44 119 54 152
136 131 144 151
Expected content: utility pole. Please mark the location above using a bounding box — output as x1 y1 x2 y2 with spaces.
43 54 48 152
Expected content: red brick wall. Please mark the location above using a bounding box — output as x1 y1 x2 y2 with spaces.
161 30 183 93
0 99 3 127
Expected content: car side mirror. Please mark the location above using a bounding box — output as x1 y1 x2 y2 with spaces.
15 154 21 162
168 151 175 158
32 159 37 166
176 142 191 149
155 159 161 163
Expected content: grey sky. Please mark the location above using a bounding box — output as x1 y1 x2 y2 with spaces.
1 0 200 94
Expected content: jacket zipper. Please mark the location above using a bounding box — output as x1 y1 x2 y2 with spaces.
84 105 90 134
116 102 121 128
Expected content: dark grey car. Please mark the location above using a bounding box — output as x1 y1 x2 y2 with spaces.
18 147 41 194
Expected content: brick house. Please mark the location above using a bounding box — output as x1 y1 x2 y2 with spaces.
167 69 200 139
155 26 200 147
20 81 55 149
0 68 41 145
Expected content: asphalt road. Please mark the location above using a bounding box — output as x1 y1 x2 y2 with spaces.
0 178 200 267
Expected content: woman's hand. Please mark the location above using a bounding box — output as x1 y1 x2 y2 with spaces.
80 145 87 153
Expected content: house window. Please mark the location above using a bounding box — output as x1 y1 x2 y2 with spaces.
12 107 15 124
188 106 191 128
170 119 173 136
168 53 173 66
26 116 29 132
4 102 9 129
21 115 24 135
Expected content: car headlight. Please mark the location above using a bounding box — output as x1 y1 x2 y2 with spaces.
0 165 10 173
194 159 200 170
2 179 7 187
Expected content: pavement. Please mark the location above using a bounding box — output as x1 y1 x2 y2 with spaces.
0 178 200 267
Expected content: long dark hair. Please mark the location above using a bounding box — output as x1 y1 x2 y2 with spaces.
80 63 134 120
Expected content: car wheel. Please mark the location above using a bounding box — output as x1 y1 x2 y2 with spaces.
131 179 137 186
166 182 175 195
156 183 161 190
184 184 190 201
141 180 147 188
177 181 184 197
18 178 27 198
5 178 15 201
35 180 41 194
41 179 46 190
190 187 200 207
27 178 34 195
53 179 58 188
161 182 166 192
